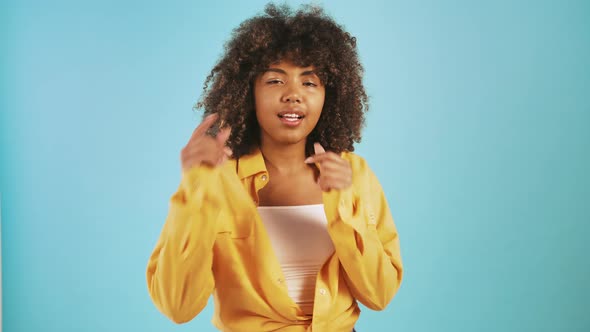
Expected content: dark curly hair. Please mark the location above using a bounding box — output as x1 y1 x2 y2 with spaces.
195 3 368 158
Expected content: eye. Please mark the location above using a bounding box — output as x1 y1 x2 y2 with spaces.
303 81 317 87
266 79 283 85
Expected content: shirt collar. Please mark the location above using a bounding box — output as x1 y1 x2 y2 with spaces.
236 146 268 180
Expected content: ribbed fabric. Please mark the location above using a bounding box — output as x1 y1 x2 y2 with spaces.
257 204 335 315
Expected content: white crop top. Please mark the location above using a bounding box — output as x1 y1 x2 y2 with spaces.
256 204 335 316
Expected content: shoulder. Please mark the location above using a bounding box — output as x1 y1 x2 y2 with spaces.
341 152 388 200
341 151 384 186
340 151 370 173
340 151 377 188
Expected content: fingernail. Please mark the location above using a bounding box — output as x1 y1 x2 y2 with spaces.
304 157 313 163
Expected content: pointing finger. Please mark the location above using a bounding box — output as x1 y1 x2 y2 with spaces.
216 127 231 145
191 113 218 140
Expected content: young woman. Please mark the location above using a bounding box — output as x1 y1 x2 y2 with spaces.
147 4 403 332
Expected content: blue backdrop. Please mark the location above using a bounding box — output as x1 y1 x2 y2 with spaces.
1 0 589 331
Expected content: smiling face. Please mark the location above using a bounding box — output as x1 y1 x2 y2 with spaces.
253 60 326 148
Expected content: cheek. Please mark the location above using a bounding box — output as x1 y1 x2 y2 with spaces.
254 89 275 113
255 102 272 124
253 91 267 119
311 92 326 116
254 95 278 131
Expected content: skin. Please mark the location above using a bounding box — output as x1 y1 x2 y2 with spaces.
180 113 231 171
254 60 323 206
254 61 325 149
180 60 353 207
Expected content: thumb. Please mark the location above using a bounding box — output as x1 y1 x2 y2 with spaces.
314 142 326 155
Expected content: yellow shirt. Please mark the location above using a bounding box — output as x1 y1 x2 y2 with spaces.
146 148 403 331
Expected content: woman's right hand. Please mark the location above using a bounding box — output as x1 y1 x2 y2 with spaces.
181 113 232 172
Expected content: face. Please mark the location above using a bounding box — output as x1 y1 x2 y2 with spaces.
253 60 325 148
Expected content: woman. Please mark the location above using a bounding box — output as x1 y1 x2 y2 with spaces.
147 4 403 331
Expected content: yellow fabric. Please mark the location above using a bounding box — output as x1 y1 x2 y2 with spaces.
147 148 403 331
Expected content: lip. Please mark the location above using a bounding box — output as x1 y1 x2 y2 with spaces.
278 116 304 127
277 108 305 127
277 108 305 117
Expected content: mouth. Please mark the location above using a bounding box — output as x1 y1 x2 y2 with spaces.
277 110 305 126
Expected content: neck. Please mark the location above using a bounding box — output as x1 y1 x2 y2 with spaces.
259 139 308 175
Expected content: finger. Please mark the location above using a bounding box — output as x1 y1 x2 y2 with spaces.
318 178 332 192
223 147 233 157
182 155 217 171
182 142 222 162
318 168 350 180
304 152 341 164
201 153 225 166
216 127 231 145
314 142 326 155
323 168 352 181
216 154 227 166
313 157 347 170
319 170 352 187
182 136 216 155
183 150 222 167
319 177 349 191
190 113 218 140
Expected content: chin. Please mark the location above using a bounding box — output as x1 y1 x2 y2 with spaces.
279 136 306 145
260 125 313 147
272 132 308 145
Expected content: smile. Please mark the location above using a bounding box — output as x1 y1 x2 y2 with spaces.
278 113 305 121
277 113 305 126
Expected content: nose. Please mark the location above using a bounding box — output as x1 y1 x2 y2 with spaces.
281 85 301 103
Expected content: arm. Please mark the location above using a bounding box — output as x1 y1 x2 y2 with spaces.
146 166 224 323
323 162 403 310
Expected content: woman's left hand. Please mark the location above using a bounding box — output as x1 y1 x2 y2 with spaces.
305 143 352 192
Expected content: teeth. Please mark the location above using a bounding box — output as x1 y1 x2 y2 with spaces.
280 113 302 119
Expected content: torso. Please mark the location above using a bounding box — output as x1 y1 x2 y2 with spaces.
258 165 323 206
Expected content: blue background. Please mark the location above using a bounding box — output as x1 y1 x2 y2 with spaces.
1 0 589 331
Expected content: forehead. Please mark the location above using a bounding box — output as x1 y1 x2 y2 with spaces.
261 60 317 74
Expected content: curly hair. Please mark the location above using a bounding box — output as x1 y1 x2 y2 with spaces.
195 3 368 158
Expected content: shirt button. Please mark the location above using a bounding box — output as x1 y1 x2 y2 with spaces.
319 288 327 295
261 174 268 181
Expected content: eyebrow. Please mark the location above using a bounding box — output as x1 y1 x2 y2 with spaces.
263 68 317 77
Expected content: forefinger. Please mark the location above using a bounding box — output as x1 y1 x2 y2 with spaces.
190 113 218 140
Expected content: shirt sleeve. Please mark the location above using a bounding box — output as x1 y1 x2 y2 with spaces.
146 166 226 323
323 157 403 310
